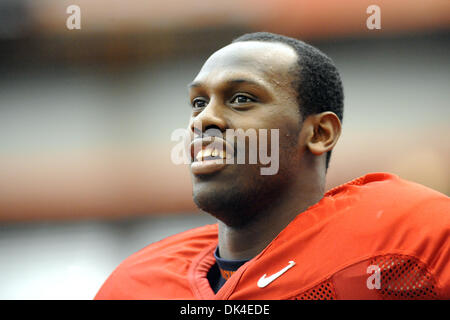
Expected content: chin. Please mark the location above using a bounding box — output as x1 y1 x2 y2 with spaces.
191 173 275 227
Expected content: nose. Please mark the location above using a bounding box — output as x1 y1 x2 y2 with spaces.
189 98 227 138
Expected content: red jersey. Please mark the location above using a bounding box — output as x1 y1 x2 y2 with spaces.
95 173 450 299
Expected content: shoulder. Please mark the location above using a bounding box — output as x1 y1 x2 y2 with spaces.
94 223 218 299
128 223 218 262
327 172 450 229
114 223 217 269
327 172 448 203
327 172 450 253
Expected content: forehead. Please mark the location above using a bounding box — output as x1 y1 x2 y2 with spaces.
192 41 298 88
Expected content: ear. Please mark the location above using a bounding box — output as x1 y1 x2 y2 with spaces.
305 112 342 156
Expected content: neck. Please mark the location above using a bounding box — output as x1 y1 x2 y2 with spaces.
217 173 325 261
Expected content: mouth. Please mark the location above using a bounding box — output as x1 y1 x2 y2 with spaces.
190 137 234 175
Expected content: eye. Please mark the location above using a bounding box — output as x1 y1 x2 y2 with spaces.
191 98 208 110
230 94 255 104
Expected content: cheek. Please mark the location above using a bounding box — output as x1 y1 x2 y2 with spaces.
264 114 301 152
266 117 302 173
230 116 300 166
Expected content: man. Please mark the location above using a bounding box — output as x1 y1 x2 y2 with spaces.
95 32 449 299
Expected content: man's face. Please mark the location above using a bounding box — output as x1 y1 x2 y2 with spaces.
187 41 304 226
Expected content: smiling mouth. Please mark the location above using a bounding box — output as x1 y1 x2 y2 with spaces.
194 148 228 162
190 138 234 175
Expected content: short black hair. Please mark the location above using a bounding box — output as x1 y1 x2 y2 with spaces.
232 32 344 170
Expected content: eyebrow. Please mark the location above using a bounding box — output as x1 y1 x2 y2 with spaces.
188 78 266 89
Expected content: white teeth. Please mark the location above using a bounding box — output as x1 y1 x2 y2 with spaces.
204 148 212 158
196 149 210 161
195 150 202 162
195 148 228 161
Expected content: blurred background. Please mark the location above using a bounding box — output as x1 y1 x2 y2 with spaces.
0 0 449 299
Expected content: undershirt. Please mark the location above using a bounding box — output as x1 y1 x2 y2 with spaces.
207 246 249 294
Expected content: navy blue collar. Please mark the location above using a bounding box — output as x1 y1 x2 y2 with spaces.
214 246 249 279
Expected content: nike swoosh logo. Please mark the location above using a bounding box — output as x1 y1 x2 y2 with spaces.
257 261 296 288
